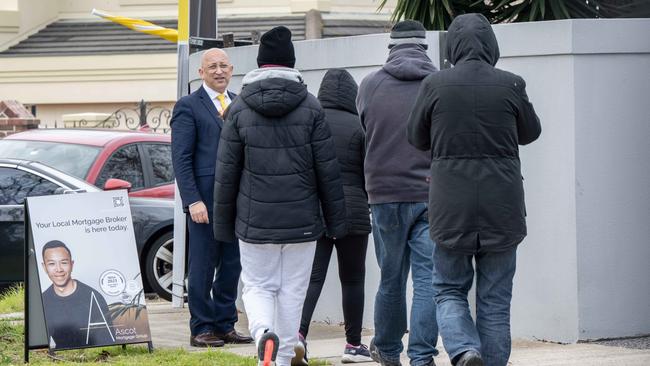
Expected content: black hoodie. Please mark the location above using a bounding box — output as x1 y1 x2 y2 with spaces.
407 14 541 254
213 67 347 244
318 69 371 236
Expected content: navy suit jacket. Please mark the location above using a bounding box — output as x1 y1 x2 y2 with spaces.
171 85 236 212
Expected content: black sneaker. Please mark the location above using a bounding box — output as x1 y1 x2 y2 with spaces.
291 333 308 366
369 338 402 366
341 343 373 363
258 331 280 366
456 350 483 366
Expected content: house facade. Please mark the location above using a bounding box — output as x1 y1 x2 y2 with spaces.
0 0 395 128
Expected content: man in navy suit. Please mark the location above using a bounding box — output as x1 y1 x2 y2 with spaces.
171 48 252 347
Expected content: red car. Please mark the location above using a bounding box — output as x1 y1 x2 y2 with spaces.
0 129 174 199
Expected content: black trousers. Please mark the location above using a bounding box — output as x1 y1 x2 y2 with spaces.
299 234 369 345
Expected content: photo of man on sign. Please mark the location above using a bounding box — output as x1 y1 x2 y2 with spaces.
40 240 115 350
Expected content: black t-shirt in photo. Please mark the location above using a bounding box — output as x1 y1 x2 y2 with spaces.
42 280 115 349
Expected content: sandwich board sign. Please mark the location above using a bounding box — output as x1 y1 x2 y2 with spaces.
24 190 152 361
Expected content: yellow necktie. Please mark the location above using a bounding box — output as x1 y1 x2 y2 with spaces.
216 94 228 116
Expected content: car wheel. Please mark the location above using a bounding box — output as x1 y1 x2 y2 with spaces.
144 232 186 301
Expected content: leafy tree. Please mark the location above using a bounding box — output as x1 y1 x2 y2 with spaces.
378 0 649 30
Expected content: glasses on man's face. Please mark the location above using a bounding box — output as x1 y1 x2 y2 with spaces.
206 63 231 72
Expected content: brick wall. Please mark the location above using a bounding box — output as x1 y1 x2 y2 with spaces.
0 100 39 137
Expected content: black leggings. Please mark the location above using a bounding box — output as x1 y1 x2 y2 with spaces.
299 234 369 345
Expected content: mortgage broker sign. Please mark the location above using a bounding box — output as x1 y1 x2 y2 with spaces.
27 190 152 351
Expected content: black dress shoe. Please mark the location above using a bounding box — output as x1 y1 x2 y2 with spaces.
216 329 254 344
190 332 225 347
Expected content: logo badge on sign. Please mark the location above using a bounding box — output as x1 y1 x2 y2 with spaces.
99 269 126 296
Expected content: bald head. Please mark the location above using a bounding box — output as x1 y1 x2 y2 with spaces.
199 48 233 93
201 48 229 65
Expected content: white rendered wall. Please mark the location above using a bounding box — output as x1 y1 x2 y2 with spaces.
190 18 650 342
497 53 580 343
571 20 650 340
573 58 650 339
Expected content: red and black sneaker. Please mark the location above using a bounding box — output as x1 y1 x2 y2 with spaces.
258 330 280 366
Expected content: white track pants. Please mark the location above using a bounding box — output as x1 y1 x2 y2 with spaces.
239 241 317 366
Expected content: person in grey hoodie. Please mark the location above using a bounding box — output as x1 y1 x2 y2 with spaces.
356 20 439 366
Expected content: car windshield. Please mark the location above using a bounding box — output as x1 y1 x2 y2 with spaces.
29 163 101 193
0 140 101 179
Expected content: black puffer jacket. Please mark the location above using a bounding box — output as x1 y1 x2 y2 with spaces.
318 69 370 236
213 67 347 244
407 14 541 254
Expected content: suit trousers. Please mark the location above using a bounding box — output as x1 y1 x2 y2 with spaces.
187 214 241 336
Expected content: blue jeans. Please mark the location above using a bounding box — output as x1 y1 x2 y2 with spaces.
432 243 517 366
371 203 438 366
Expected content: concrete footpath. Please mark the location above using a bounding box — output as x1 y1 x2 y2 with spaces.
147 301 650 365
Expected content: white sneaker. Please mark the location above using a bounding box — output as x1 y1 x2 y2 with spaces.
341 343 373 363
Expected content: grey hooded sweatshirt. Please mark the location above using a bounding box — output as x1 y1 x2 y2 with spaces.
356 44 437 204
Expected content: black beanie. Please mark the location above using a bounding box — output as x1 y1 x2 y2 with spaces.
257 26 296 68
389 20 427 49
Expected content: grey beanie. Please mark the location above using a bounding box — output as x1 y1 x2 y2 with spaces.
388 20 428 49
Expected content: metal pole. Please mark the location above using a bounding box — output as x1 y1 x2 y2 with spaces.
24 204 30 363
438 31 451 70
172 0 190 309
195 0 202 37
190 0 216 38
176 0 190 100
138 99 147 126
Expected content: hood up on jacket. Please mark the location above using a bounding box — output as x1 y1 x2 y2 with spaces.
383 44 437 81
240 67 308 118
447 13 500 66
317 68 358 115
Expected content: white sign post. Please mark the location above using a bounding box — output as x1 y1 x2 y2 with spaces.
171 0 190 309
171 182 186 308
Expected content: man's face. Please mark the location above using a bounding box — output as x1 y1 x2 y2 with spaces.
199 49 233 94
42 247 73 288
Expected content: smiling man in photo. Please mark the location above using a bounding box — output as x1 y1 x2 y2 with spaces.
40 240 114 349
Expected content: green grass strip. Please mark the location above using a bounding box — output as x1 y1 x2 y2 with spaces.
0 285 24 315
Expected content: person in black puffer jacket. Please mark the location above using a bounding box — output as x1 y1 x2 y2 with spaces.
212 26 346 366
298 69 373 364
